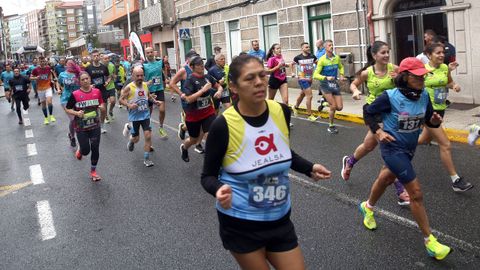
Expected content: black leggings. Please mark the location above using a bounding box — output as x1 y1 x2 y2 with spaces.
14 94 29 121
76 128 101 166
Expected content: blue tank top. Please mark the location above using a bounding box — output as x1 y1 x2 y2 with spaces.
143 60 164 92
382 88 430 154
126 82 151 122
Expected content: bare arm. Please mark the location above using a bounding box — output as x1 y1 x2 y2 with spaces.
350 70 368 100
169 68 186 96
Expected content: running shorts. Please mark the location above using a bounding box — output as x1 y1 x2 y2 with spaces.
382 152 416 184
298 80 312 90
131 119 152 137
153 91 165 102
107 88 116 98
217 210 298 254
268 76 287 90
433 109 445 119
37 88 53 102
185 114 215 138
320 80 341 96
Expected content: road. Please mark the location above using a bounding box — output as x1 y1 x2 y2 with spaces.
1 93 479 269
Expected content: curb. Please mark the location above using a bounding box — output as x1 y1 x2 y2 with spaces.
294 107 474 145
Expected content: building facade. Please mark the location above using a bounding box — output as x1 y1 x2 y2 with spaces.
39 9 49 50
25 9 41 46
174 0 478 104
8 15 27 55
55 1 85 48
46 0 62 52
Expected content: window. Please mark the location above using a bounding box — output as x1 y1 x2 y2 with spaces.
262 14 278 52
203 26 212 58
66 9 74 14
228 20 241 60
104 0 113 8
68 32 76 38
67 17 75 22
68 25 76 30
308 3 332 53
88 14 94 19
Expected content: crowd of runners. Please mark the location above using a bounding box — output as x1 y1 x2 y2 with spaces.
1 32 478 268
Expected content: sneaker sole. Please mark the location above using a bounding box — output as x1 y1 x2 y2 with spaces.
177 123 185 140
180 144 189 162
341 156 350 181
427 247 453 260
452 185 474 192
397 200 410 206
359 203 376 230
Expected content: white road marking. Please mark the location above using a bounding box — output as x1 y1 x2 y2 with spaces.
36 200 56 241
29 164 44 185
288 173 480 255
291 115 351 128
27 143 37 156
25 129 34 138
24 118 31 126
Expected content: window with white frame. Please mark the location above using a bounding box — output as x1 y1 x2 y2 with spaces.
67 17 75 22
68 32 76 38
68 24 76 30
228 20 241 60
104 0 113 9
262 13 278 52
66 9 74 14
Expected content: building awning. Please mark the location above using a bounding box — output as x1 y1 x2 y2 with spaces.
67 37 86 49
16 46 45 54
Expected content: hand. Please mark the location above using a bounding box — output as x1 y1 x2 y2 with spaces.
352 90 362 100
129 103 138 110
339 75 346 81
202 82 212 92
180 93 187 100
448 61 459 71
216 185 232 209
77 110 84 118
430 112 443 126
214 90 222 99
375 129 396 143
327 76 335 81
452 84 461 92
219 78 225 85
147 80 153 86
389 71 398 79
151 93 157 100
310 164 332 181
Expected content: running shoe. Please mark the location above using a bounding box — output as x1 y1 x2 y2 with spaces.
327 125 338 134
359 201 377 230
68 133 76 148
11 105 15 112
397 190 411 206
109 111 114 120
307 115 317 122
49 115 56 122
90 171 102 182
452 177 474 192
75 148 82 160
127 140 134 152
158 127 168 139
194 144 205 154
292 106 299 116
341 155 353 181
144 159 154 167
18 121 23 125
180 144 189 162
44 117 49 125
37 100 41 106
101 127 107 134
177 123 186 140
289 122 294 128
104 118 110 124
122 123 131 137
171 96 176 102
118 104 123 109
425 234 451 260
468 124 480 146
150 146 155 152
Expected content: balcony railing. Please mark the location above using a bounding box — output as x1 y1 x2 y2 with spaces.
139 1 163 29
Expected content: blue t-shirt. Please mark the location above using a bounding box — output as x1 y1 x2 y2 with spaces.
27 65 37 88
122 61 131 80
55 64 66 76
315 48 326 59
1 71 14 90
58 71 80 105
143 60 164 92
248 49 266 61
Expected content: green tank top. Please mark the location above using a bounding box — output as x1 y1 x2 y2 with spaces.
424 63 449 111
366 63 395 104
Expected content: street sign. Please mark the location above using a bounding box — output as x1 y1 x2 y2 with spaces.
179 28 191 40
87 43 93 53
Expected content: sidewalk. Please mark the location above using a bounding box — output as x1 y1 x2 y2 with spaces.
276 86 480 144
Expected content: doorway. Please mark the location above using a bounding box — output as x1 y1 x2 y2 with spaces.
392 0 447 62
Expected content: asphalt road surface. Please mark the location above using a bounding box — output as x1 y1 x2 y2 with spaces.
1 93 479 269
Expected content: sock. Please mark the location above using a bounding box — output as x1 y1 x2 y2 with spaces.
424 235 431 243
42 107 48 117
393 180 405 196
144 152 149 160
348 155 357 166
91 165 96 172
366 201 374 209
450 174 460 183
48 104 53 115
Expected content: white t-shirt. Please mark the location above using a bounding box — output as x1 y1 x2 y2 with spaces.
416 53 429 64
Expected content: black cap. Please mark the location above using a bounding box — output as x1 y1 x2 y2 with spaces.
185 51 200 59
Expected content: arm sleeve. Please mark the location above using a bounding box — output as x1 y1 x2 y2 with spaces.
293 56 299 64
201 116 229 197
424 98 440 128
338 57 345 76
364 92 392 133
65 94 76 110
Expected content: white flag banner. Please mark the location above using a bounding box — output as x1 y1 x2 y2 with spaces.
129 32 145 61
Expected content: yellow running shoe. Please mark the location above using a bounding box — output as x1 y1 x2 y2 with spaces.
307 115 318 122
44 117 49 125
158 127 168 139
425 234 451 260
49 115 56 122
359 201 377 230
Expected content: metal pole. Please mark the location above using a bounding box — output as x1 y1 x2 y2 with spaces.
127 1 133 59
356 0 365 93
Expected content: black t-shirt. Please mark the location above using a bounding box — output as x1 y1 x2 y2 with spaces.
86 63 109 91
183 73 218 109
205 55 216 71
9 75 31 96
208 65 226 87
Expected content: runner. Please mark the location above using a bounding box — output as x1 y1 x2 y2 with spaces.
417 42 473 192
179 56 222 162
58 59 81 147
0 63 14 111
144 47 168 139
292 42 318 122
162 55 175 102
27 58 39 104
65 72 105 181
247 40 266 61
266 43 293 106
86 50 111 133
8 67 31 124
102 54 117 123
120 66 159 167
315 39 326 59
168 51 204 153
205 46 221 71
201 54 331 269
80 56 90 70
30 56 56 125
208 53 232 112
341 41 409 205
114 58 126 103
360 57 451 260
313 39 345 134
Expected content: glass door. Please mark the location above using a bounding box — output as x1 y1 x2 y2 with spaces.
394 15 419 62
